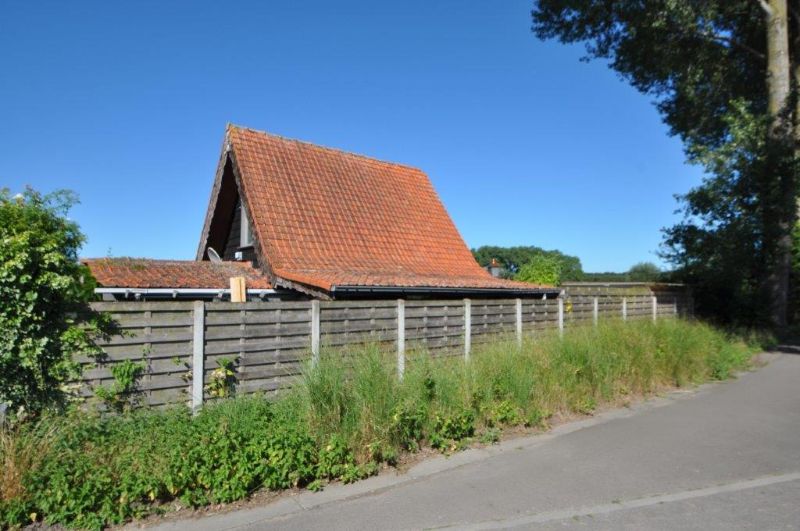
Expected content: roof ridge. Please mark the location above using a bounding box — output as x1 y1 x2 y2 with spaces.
227 123 424 172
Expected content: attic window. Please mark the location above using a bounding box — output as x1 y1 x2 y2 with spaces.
240 204 253 247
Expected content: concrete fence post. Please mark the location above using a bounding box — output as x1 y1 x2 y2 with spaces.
515 298 523 348
464 298 471 361
311 300 320 367
652 295 658 323
622 297 628 321
397 299 405 379
593 297 599 327
191 301 205 413
673 297 679 317
558 297 564 338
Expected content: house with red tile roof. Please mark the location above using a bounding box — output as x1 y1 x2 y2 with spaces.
85 125 554 301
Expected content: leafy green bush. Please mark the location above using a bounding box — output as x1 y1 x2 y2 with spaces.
205 358 237 398
94 360 145 412
515 254 563 285
484 400 524 428
0 319 763 529
389 403 426 451
429 410 475 450
0 188 113 415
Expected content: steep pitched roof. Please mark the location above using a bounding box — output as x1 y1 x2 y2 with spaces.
198 125 548 296
84 258 272 289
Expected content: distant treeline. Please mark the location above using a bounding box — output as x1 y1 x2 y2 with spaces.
471 245 664 285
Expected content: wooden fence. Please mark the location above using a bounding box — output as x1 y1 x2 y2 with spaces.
79 285 692 408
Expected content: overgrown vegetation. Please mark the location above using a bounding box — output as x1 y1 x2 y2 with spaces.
0 188 112 416
0 319 765 530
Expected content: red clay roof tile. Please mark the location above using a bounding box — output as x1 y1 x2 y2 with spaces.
83 258 272 289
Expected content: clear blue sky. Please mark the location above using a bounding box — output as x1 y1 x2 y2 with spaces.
0 0 703 272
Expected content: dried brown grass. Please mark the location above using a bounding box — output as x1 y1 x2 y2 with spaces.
1 423 54 503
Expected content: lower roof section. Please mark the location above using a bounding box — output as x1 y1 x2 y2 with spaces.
82 258 273 290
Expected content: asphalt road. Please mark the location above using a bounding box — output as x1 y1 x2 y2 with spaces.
146 351 800 531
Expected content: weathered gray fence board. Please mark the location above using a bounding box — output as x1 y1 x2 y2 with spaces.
204 312 309 326
204 336 309 355
93 301 192 312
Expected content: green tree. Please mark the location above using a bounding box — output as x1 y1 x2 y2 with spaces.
515 254 564 285
0 188 110 414
627 262 662 282
531 1 798 327
472 245 583 280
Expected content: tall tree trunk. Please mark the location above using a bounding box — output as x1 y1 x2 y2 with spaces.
763 0 793 328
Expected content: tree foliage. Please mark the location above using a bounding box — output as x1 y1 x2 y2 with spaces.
515 254 564 285
532 0 798 326
0 188 110 415
627 262 663 282
472 245 584 281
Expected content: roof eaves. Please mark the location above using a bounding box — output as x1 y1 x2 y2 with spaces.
329 284 560 297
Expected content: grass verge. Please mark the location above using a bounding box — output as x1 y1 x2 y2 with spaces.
0 319 767 529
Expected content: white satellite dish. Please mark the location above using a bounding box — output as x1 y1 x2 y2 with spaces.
207 247 223 263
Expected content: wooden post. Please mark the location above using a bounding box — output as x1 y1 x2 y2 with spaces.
192 301 205 413
464 298 471 360
622 297 628 321
311 300 320 367
652 295 658 323
397 299 405 379
230 276 246 302
593 297 599 327
558 297 564 338
515 298 523 347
